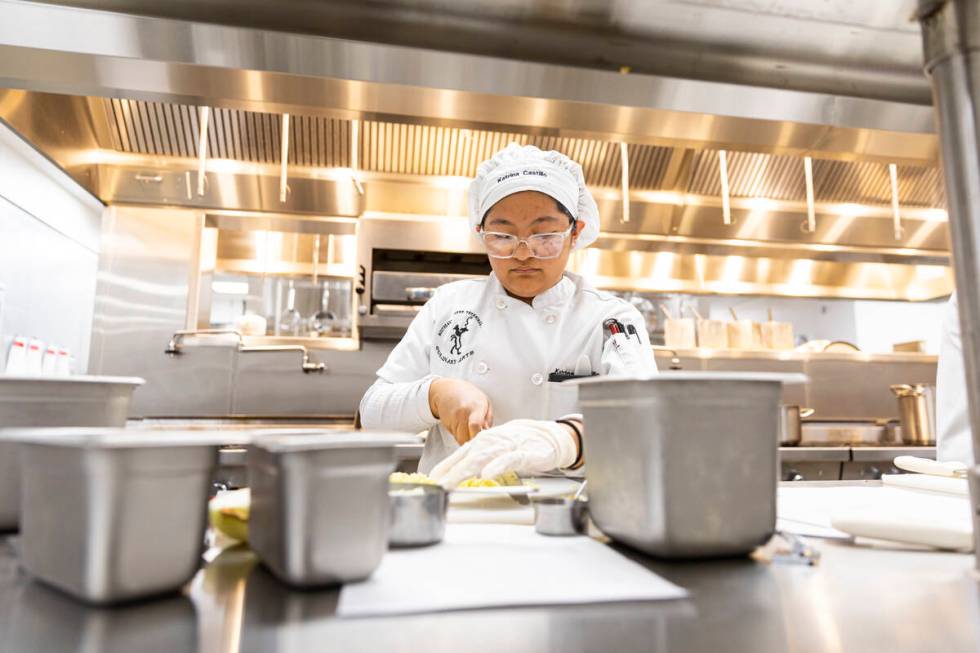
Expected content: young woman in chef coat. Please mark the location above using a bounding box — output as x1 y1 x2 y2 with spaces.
359 144 657 486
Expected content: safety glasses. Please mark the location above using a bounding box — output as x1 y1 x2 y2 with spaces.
478 224 574 260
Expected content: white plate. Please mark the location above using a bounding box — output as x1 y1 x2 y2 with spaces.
450 485 539 496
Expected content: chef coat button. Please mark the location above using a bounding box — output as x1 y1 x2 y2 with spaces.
476 361 489 374
531 373 544 385
496 299 507 310
545 314 556 324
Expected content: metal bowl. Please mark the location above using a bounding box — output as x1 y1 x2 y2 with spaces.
388 483 448 547
531 497 588 536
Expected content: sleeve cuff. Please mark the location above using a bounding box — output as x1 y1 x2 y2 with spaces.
415 375 441 426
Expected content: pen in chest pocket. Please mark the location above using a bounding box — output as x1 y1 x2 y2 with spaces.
603 318 632 354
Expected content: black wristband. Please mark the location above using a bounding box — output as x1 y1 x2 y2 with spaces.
556 419 584 470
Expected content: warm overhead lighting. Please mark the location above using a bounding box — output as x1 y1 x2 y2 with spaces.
836 203 866 218
620 142 630 223
803 156 816 233
694 253 708 288
722 255 746 282
652 251 675 283
718 150 732 225
915 265 949 281
923 208 949 222
211 281 249 295
280 113 290 203
428 175 473 190
635 190 686 206
888 163 903 240
744 198 778 211
788 259 815 288
197 106 210 196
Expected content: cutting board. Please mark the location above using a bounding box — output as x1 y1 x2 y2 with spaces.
337 524 687 617
778 484 974 551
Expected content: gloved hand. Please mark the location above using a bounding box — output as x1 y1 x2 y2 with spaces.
429 419 577 489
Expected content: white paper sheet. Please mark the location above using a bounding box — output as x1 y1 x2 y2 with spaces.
337 524 687 617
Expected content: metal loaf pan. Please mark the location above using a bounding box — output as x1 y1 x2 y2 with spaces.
0 376 145 531
248 430 418 587
5 428 240 604
574 372 805 558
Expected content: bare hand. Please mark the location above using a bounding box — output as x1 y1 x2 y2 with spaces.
428 378 493 445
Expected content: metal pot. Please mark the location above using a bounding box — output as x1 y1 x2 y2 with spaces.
779 405 814 446
889 384 936 446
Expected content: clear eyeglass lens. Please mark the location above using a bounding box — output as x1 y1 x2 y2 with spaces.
482 229 569 259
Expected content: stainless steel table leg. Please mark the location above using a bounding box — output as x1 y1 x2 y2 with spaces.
918 0 980 571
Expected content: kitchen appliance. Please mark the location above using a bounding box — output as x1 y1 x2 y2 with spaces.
7 428 240 604
388 483 448 547
800 422 887 446
575 372 803 558
358 230 491 339
0 376 145 531
247 431 417 587
890 384 937 446
779 405 814 446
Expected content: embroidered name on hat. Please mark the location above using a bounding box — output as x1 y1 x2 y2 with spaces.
496 169 548 184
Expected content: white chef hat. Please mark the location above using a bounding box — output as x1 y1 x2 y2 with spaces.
468 143 600 250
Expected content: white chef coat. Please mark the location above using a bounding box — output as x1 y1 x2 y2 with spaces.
936 293 976 463
359 271 658 472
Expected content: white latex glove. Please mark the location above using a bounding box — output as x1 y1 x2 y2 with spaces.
429 418 577 489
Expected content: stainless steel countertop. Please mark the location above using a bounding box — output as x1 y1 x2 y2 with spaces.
0 486 977 653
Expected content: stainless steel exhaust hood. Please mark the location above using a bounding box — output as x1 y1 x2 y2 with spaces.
0 0 954 301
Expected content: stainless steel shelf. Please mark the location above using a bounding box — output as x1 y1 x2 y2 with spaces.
850 445 936 462
654 346 938 364
778 447 850 463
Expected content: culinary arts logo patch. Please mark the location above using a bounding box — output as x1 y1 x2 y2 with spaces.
436 310 483 365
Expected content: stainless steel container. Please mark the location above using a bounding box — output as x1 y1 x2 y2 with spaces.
778 405 814 446
532 497 588 536
0 376 144 531
800 421 886 446
574 372 803 558
248 431 417 587
388 483 448 547
5 428 231 604
890 384 937 445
